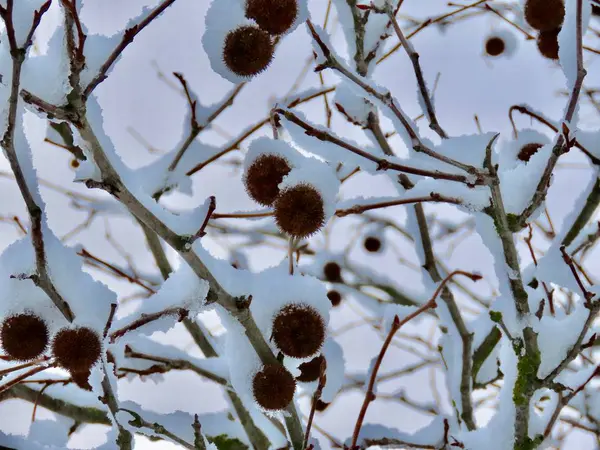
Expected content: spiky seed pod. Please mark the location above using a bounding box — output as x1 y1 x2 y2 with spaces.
272 304 326 358
323 262 342 282
71 368 92 391
518 143 543 162
245 0 298 35
537 29 560 60
0 313 49 361
327 290 342 307
244 153 292 206
252 364 296 410
364 236 382 253
315 399 330 412
223 25 274 77
296 355 325 383
485 37 505 56
52 327 102 373
524 0 565 31
274 184 326 238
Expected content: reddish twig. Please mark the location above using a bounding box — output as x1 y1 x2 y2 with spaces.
109 308 189 343
350 270 481 449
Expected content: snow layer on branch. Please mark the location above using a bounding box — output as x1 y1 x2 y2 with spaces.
0 226 115 333
22 22 71 107
458 338 517 450
333 80 376 127
352 416 447 449
9 0 48 47
575 129 600 160
499 143 553 215
281 109 378 171
111 263 209 338
79 32 122 88
534 301 589 378
279 157 341 221
558 0 592 93
0 430 64 450
78 97 216 236
330 0 357 67
413 132 498 176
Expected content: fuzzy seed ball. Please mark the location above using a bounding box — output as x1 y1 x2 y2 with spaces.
274 184 326 238
524 0 565 31
252 364 296 410
327 290 342 307
485 37 505 56
246 0 298 35
0 313 49 361
537 29 560 60
323 262 342 283
52 327 102 373
244 154 292 206
364 236 382 253
223 26 274 77
296 355 325 383
518 143 543 162
272 304 326 358
593 4 600 16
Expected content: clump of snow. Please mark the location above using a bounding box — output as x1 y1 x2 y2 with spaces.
333 80 375 127
497 129 551 170
483 29 519 59
244 136 303 172
558 0 592 93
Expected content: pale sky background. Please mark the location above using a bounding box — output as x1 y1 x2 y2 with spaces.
0 0 599 448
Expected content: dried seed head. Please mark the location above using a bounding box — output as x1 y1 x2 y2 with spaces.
364 236 382 253
52 327 102 372
223 26 274 77
244 153 292 206
71 368 92 391
327 290 342 307
537 29 560 60
274 184 326 238
70 159 80 169
296 355 325 383
593 4 600 16
323 262 342 282
272 304 326 358
0 313 49 361
246 0 298 35
252 364 296 410
524 0 565 31
485 37 505 56
315 399 330 411
518 143 544 162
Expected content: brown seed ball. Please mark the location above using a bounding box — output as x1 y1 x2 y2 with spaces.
246 0 298 35
323 262 342 282
52 327 102 372
272 304 326 358
274 184 326 238
223 26 274 77
0 313 49 361
70 159 80 169
327 290 342 307
485 37 506 56
518 143 544 162
593 4 600 16
244 154 292 206
524 0 565 31
537 28 560 60
364 236 382 253
296 355 325 383
71 368 93 391
252 364 296 410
